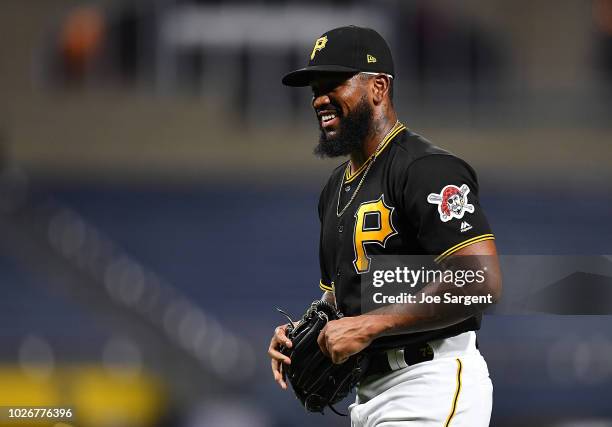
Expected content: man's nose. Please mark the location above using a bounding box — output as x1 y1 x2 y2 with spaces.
312 93 331 110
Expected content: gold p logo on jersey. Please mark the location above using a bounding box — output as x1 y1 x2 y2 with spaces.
310 36 328 60
353 195 397 273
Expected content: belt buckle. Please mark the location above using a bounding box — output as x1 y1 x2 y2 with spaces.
386 348 408 370
387 343 434 371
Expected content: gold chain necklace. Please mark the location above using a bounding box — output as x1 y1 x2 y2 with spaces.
335 121 400 217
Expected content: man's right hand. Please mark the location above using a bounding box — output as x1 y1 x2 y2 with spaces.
268 323 292 389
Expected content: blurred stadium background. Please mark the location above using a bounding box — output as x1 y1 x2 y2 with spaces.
0 0 611 426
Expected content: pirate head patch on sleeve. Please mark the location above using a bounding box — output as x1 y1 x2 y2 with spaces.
398 153 494 256
427 184 475 222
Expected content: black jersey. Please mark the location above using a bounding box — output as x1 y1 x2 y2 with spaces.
317 121 495 350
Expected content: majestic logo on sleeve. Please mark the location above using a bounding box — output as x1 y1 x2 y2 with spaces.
427 184 475 222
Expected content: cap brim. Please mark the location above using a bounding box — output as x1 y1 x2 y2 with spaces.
281 65 360 87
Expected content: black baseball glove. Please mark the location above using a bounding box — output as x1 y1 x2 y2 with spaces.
278 300 368 415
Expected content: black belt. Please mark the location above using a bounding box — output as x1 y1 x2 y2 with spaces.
365 337 479 377
365 343 435 377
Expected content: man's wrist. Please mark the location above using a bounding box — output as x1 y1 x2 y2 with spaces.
362 312 421 340
362 314 397 340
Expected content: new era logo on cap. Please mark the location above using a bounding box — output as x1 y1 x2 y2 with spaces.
282 25 394 87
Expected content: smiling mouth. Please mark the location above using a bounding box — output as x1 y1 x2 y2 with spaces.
319 112 339 128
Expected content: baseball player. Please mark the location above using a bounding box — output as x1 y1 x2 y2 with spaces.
269 25 502 426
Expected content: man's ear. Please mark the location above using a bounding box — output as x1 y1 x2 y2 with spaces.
371 74 390 105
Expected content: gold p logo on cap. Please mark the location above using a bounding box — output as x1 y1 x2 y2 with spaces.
310 36 328 60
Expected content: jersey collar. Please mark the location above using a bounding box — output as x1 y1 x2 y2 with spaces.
344 121 407 183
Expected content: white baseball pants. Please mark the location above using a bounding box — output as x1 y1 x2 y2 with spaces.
349 332 493 427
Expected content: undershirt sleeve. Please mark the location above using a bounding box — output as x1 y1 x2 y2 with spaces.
318 185 334 292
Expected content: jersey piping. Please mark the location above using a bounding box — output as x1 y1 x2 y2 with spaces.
435 234 495 263
319 280 334 292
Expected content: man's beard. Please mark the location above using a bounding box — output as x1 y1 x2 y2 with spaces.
314 96 374 158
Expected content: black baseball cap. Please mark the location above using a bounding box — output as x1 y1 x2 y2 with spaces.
282 25 394 87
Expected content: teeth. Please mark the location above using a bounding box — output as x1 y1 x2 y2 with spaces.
322 113 336 122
